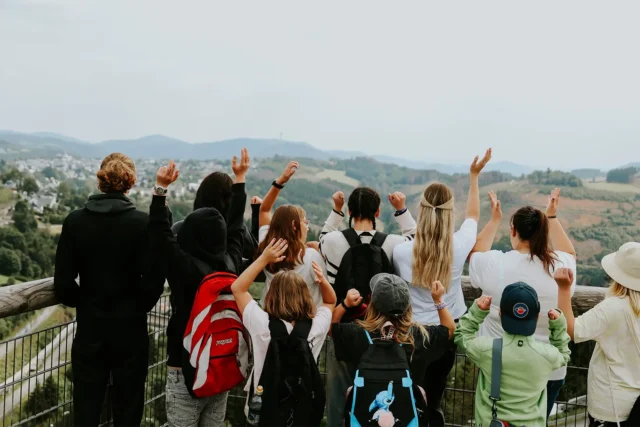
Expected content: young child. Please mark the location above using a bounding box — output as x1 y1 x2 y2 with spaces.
454 282 571 427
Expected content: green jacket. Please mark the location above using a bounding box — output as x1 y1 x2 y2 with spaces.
454 303 571 427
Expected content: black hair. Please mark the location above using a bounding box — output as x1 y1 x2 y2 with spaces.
193 172 233 216
347 187 381 229
512 206 556 273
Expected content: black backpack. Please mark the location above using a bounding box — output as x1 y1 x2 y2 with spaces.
253 316 325 427
333 229 394 322
345 330 427 427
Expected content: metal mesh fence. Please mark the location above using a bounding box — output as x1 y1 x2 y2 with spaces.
1 296 592 427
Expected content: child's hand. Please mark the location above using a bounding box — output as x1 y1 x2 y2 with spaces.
156 160 180 188
306 241 320 251
546 187 561 217
312 261 327 285
332 191 345 212
232 148 250 182
554 268 574 289
431 281 445 304
260 238 287 264
488 191 502 222
250 196 263 205
388 192 406 211
277 161 299 185
476 295 492 311
344 288 363 308
548 309 560 320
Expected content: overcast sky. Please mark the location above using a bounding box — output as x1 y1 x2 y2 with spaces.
1 1 639 169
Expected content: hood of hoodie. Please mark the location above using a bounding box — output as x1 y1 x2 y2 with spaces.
178 207 228 270
85 193 137 214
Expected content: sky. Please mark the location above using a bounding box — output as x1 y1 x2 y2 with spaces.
1 1 639 170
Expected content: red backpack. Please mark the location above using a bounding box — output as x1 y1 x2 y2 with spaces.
181 272 250 398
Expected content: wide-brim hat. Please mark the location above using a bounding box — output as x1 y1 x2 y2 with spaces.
601 242 640 292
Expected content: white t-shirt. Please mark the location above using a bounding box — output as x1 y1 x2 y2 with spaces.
469 249 577 380
393 218 478 324
242 300 332 395
258 225 326 307
574 296 640 422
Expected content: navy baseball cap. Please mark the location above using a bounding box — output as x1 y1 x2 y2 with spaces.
500 282 540 336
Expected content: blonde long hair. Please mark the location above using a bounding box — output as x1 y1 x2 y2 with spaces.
412 183 455 290
263 270 315 322
357 304 429 360
609 281 640 316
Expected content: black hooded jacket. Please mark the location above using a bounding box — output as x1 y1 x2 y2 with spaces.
148 183 246 367
54 193 166 323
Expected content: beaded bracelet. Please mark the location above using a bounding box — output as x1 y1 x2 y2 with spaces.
434 301 447 311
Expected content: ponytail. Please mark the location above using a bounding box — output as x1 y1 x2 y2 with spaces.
512 206 557 274
347 187 380 230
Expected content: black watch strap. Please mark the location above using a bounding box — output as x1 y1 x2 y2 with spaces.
272 180 284 189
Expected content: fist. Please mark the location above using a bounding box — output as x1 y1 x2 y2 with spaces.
476 295 492 311
332 191 345 211
548 309 560 320
554 268 574 289
431 281 445 303
345 288 363 308
251 196 263 205
388 192 406 211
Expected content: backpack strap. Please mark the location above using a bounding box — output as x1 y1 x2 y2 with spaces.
490 338 503 421
364 330 373 345
342 228 363 248
268 315 290 339
370 231 387 248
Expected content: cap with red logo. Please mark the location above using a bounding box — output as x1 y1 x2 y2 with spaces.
499 282 540 336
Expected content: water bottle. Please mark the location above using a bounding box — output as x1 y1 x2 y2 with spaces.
247 385 263 425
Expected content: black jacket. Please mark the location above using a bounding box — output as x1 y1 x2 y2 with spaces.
148 183 246 367
54 193 166 322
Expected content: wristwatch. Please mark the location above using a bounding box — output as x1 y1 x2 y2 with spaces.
153 185 168 196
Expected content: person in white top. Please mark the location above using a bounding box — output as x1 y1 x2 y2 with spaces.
469 187 577 420
316 186 417 427
230 238 336 421
392 148 491 424
257 161 327 307
557 242 640 426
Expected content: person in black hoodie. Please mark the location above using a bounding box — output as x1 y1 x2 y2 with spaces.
149 150 249 427
54 153 166 427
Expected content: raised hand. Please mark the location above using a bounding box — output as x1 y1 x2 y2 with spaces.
388 192 406 211
476 295 492 311
546 187 561 217
344 288 363 308
470 148 492 176
156 160 180 188
251 196 263 205
488 191 502 222
431 281 445 304
260 238 288 264
306 241 320 251
232 148 250 182
332 191 345 212
277 161 299 185
312 261 328 285
554 267 574 289
548 309 561 320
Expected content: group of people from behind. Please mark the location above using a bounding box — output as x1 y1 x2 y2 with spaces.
54 148 640 427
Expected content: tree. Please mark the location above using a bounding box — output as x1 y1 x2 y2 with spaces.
41 166 60 180
25 375 58 416
0 226 27 251
21 176 39 195
0 247 21 276
1 168 23 184
12 200 38 233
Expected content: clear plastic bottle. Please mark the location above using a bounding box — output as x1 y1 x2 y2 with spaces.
247 385 263 425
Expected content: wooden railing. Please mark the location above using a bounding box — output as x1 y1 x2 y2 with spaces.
0 277 606 319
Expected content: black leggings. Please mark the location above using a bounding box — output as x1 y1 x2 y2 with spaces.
422 342 457 427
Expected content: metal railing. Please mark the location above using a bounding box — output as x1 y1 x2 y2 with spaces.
0 280 603 427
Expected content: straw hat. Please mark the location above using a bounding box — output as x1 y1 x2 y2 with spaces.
601 242 640 292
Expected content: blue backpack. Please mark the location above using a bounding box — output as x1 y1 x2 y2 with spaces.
345 330 428 427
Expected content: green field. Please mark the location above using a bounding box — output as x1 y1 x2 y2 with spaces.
314 169 360 187
584 181 640 193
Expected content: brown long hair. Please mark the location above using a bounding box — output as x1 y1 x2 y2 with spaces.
357 304 428 360
258 205 306 273
263 271 315 322
512 206 556 274
412 183 455 290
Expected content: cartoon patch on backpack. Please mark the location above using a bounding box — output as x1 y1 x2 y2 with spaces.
369 382 398 427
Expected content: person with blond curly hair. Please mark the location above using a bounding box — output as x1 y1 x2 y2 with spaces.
54 152 166 427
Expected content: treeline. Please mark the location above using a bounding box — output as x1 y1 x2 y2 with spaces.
527 169 582 187
606 166 639 183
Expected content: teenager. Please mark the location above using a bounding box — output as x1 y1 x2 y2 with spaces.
392 148 491 423
257 160 327 306
469 187 577 415
148 150 250 426
54 153 166 426
319 187 416 426
231 239 336 426
556 243 640 426
455 285 571 427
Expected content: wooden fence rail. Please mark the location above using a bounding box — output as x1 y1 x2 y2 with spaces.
0 277 606 320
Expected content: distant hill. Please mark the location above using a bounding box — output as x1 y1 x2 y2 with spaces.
0 130 531 175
